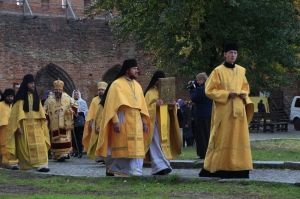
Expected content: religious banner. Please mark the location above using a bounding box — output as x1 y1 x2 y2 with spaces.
158 77 175 105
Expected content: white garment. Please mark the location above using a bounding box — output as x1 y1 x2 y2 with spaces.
149 117 172 175
105 145 143 176
72 90 88 116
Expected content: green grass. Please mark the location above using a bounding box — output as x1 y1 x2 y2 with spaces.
176 146 198 160
0 169 300 198
1 139 300 198
251 139 300 161
177 139 300 161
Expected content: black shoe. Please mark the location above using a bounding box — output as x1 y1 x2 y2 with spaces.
5 165 20 170
153 168 172 175
73 153 78 157
38 168 50 172
77 154 82 158
12 166 20 170
106 171 115 176
65 154 71 159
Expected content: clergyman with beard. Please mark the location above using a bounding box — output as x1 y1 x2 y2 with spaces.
0 88 18 169
95 59 150 176
44 80 78 162
82 81 108 163
6 74 51 172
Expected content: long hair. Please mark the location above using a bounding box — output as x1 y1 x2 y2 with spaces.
144 70 166 95
13 74 40 112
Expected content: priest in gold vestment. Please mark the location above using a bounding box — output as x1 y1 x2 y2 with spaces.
44 80 78 162
95 59 150 176
144 70 181 175
6 74 50 172
199 43 254 179
0 88 18 169
82 81 107 163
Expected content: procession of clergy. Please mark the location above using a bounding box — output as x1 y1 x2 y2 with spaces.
0 59 182 176
0 44 255 178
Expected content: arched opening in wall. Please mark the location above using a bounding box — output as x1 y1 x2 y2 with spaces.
35 63 75 100
102 64 121 83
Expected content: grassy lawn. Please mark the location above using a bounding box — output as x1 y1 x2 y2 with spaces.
0 169 299 199
177 139 300 162
251 139 300 161
1 139 300 198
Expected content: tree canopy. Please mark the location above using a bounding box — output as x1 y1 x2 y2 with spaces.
86 0 300 93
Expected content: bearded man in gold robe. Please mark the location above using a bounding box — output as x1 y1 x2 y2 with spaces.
44 80 78 162
0 88 18 169
6 74 50 172
144 70 181 175
96 59 150 176
199 43 254 179
82 81 107 163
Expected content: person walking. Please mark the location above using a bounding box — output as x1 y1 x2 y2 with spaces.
0 88 18 169
199 43 254 178
6 74 50 172
72 89 88 158
44 80 78 162
144 70 181 175
95 59 150 176
82 81 108 163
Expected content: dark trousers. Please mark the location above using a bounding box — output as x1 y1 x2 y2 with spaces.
72 127 84 155
182 127 193 147
195 117 211 158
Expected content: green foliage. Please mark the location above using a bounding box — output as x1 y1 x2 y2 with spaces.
85 0 300 92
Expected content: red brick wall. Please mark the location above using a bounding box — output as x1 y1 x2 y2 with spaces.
0 13 148 103
0 13 191 105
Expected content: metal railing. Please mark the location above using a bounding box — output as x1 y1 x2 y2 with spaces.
0 0 83 21
23 0 35 18
65 0 77 21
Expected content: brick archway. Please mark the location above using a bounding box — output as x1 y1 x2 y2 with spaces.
35 63 75 100
102 64 121 84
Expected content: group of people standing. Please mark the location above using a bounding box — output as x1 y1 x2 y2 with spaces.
0 42 255 179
